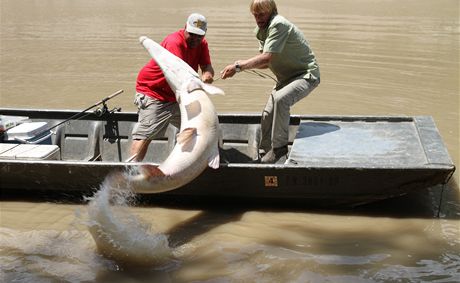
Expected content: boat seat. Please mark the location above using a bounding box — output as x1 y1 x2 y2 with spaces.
143 124 178 162
219 123 260 162
58 121 102 161
99 120 132 162
99 122 178 163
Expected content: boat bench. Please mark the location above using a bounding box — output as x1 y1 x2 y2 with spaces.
144 125 178 162
55 120 178 162
54 120 103 161
219 123 260 162
217 122 300 163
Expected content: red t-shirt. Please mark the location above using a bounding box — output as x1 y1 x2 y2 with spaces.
136 29 212 102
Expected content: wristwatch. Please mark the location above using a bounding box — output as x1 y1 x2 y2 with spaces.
234 62 241 73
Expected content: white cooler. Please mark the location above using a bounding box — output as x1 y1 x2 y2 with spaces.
0 115 29 133
5 122 52 144
0 144 60 160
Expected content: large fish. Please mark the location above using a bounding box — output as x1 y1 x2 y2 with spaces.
119 36 224 193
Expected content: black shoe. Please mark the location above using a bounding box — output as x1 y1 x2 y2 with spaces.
260 146 288 164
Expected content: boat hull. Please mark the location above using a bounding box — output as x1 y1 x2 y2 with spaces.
0 108 455 207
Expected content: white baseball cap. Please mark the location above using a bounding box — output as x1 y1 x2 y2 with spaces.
186 13 207 36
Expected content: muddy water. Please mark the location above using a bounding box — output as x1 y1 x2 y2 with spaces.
1 0 459 282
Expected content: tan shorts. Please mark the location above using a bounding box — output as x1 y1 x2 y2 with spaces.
131 93 180 140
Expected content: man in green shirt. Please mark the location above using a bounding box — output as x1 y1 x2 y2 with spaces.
221 0 320 163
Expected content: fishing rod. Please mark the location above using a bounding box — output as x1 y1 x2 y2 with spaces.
38 89 124 138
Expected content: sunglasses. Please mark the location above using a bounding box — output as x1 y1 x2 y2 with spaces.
189 33 204 38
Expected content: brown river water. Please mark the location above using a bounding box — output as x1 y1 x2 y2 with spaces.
1 0 459 282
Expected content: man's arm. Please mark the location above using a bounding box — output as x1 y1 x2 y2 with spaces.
200 64 214 83
220 52 272 79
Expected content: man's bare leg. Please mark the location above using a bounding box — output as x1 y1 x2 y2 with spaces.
128 139 151 162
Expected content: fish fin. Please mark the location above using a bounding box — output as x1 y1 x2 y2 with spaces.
176 128 197 145
104 169 129 189
140 164 165 178
208 144 220 169
202 83 225 96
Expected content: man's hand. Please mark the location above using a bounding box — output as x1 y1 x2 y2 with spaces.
220 64 238 79
202 72 214 83
220 53 271 80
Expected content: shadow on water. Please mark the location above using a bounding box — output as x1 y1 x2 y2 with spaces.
350 180 459 219
165 209 244 248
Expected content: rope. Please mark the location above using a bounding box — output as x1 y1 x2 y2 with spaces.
243 70 278 83
212 69 277 83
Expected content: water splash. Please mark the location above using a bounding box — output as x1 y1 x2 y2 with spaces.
85 176 174 267
0 227 110 282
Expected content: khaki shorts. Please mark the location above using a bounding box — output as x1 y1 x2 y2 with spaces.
131 93 180 140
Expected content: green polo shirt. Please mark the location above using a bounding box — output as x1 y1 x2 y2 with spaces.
255 14 320 88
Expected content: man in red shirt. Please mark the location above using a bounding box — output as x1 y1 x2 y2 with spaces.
129 13 215 162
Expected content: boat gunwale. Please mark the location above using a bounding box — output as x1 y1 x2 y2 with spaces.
1 107 416 123
0 158 455 171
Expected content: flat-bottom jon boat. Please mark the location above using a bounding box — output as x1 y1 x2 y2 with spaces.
0 106 455 207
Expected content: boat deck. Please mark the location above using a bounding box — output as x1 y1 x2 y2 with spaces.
287 116 450 168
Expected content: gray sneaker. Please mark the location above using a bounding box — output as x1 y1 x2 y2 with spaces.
260 145 288 164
